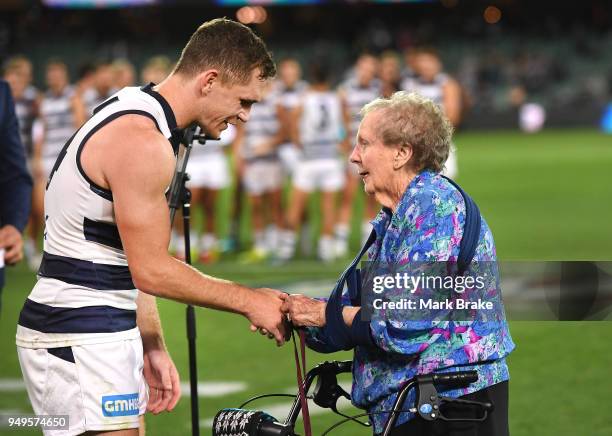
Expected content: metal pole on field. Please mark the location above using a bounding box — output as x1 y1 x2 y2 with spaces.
168 126 203 436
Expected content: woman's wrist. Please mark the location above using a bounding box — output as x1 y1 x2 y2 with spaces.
342 306 360 328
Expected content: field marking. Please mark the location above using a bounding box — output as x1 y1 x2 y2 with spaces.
0 379 27 392
1 378 247 398
179 381 247 398
280 279 336 298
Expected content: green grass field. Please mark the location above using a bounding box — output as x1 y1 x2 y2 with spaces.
1 129 612 435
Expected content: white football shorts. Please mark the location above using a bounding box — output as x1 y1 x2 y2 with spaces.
292 158 345 193
186 153 231 190
243 159 284 195
17 337 147 436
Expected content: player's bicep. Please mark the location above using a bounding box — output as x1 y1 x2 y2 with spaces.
443 80 462 126
106 133 175 273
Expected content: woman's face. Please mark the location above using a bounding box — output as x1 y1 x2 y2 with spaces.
350 111 398 203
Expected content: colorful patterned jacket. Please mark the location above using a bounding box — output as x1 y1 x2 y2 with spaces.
306 170 515 433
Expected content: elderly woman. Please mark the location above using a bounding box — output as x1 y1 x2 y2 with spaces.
281 92 514 436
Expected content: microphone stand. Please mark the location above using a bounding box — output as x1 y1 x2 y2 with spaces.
167 125 208 436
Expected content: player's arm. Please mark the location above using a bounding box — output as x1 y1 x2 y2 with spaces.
31 118 45 180
256 103 288 155
102 117 287 343
270 103 288 148
277 104 291 143
338 89 352 153
232 122 246 175
136 291 181 413
70 93 87 128
443 78 462 127
290 104 303 148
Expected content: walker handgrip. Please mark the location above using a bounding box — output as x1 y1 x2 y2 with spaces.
432 371 478 388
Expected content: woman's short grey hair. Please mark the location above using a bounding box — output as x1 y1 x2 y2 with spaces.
360 91 454 173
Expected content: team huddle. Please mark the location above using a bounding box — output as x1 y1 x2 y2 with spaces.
5 45 462 268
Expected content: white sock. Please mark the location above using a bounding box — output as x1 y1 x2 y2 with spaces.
253 230 267 253
361 221 373 245
173 231 185 254
318 234 336 262
278 230 297 260
334 223 350 257
265 225 279 252
200 233 217 252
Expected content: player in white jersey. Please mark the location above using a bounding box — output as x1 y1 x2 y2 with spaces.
28 60 86 271
274 58 309 174
82 61 117 116
112 59 136 89
335 54 381 257
380 50 402 99
16 19 286 436
3 57 40 269
172 124 236 263
141 55 173 85
3 56 40 160
234 82 285 262
278 62 345 262
401 47 461 178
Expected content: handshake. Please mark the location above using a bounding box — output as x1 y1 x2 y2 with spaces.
245 289 328 346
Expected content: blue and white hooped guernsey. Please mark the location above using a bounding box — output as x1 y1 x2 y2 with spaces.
298 90 344 160
16 84 179 348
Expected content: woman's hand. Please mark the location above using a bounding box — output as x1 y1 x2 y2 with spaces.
281 294 327 328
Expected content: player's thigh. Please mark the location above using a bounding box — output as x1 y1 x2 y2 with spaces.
18 339 146 436
291 160 317 193
243 162 266 197
318 159 346 193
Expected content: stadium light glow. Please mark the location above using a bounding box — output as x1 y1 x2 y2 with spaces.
236 6 268 24
484 6 502 24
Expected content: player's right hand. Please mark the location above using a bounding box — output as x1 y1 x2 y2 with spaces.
246 288 288 346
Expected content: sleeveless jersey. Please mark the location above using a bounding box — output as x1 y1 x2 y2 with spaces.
401 73 449 107
189 124 236 160
16 84 179 348
40 86 78 161
240 94 280 161
83 87 118 116
340 78 381 144
275 80 308 110
14 85 38 157
298 90 343 160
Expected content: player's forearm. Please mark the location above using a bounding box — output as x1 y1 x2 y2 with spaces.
132 255 252 316
136 291 166 351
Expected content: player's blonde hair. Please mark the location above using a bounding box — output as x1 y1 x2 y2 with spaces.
360 91 453 173
174 18 275 85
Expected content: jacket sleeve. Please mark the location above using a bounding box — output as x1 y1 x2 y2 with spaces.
0 81 33 231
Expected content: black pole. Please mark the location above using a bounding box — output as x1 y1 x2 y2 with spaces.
167 125 212 436
182 189 200 436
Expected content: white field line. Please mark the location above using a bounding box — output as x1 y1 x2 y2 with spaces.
0 379 27 392
1 378 247 399
178 381 248 398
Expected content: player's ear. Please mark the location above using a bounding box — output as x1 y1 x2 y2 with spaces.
197 69 219 96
